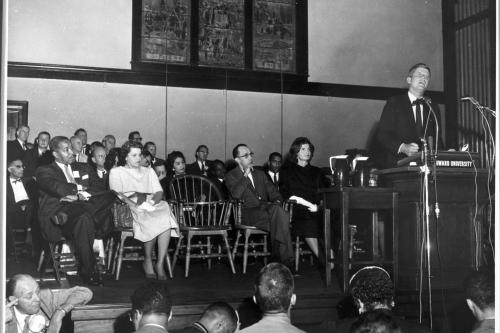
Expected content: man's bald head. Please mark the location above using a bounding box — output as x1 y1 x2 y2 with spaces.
6 274 41 315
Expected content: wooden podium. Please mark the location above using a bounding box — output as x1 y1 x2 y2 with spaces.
376 167 490 291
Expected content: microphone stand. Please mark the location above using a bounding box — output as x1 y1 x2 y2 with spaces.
420 137 433 330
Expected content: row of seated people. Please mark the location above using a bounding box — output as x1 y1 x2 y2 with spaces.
7 124 329 284
5 266 494 333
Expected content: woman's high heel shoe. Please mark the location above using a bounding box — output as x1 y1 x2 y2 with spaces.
155 263 167 280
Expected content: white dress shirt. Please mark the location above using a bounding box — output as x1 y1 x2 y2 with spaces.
408 91 424 125
13 306 29 333
267 170 279 184
55 161 83 190
10 177 29 203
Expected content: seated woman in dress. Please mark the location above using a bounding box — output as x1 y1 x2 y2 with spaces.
109 141 179 279
280 137 329 258
161 150 186 200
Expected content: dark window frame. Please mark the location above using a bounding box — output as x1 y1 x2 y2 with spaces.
131 0 308 86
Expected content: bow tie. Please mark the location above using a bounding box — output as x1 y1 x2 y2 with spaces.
12 178 22 184
412 98 425 106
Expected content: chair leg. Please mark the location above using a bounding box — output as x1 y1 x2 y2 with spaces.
37 250 45 272
185 233 193 278
165 252 173 278
207 236 212 270
115 234 127 281
172 234 184 269
263 235 268 266
49 243 62 283
223 232 236 274
295 236 300 272
232 231 241 260
243 230 251 274
106 236 115 271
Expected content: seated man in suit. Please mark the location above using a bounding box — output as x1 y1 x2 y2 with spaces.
7 125 31 163
264 152 282 189
128 130 142 144
89 145 109 186
70 135 88 163
4 274 93 333
74 128 90 156
23 131 53 180
144 141 165 166
209 159 229 199
36 136 115 285
186 145 212 177
225 144 294 267
6 159 36 258
102 134 116 153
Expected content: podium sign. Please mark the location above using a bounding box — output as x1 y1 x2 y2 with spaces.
376 167 489 291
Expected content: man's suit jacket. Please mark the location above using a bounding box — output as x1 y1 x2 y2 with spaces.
224 167 282 209
23 147 53 179
6 177 35 213
7 140 27 163
375 94 442 169
186 160 212 176
35 162 105 242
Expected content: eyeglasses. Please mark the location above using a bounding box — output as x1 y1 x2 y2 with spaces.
238 152 254 159
12 165 25 169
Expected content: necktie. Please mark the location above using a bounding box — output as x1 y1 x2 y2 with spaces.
13 178 22 184
273 172 278 184
22 316 30 333
64 165 76 184
413 98 424 138
22 143 27 151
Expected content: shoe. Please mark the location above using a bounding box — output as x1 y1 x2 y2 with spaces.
154 263 167 280
51 212 68 226
82 272 103 286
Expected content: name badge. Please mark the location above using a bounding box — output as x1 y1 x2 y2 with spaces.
82 174 89 180
73 171 80 178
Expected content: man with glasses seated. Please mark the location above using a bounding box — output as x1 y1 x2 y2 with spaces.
4 274 92 333
128 131 143 144
225 144 294 270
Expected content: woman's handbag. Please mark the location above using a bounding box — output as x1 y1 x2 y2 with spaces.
112 201 134 229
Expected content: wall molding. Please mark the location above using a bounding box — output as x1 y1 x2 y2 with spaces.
8 61 445 103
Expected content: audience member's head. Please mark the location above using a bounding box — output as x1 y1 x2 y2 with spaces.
350 309 401 333
51 136 75 165
130 281 172 331
74 128 88 146
233 144 253 170
349 266 394 314
104 147 121 171
89 141 104 155
195 145 209 162
465 270 495 322
289 137 314 164
35 131 51 151
211 159 226 180
140 151 153 167
166 151 186 176
6 274 42 315
119 141 143 167
16 125 30 143
197 302 239 333
128 131 142 143
154 163 167 181
102 134 116 152
70 135 83 154
268 152 282 173
91 146 107 170
144 142 157 158
8 159 25 179
254 263 296 315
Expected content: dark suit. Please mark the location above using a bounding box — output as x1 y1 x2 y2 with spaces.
6 177 35 254
7 139 27 162
225 167 293 262
186 160 212 177
209 177 229 199
375 94 442 169
36 162 115 278
23 147 53 179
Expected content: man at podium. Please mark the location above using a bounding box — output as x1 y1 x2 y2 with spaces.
375 63 442 169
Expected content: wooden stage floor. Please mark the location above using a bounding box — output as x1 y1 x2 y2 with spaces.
7 254 343 332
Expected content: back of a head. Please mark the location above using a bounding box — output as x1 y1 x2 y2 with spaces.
350 266 394 312
201 302 238 333
130 281 172 317
254 263 294 313
465 270 495 311
350 310 401 333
